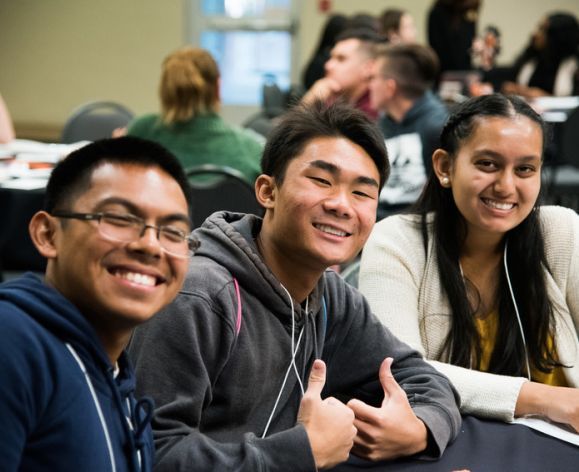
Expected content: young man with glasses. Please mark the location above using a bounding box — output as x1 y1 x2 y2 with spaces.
0 137 196 471
129 102 461 471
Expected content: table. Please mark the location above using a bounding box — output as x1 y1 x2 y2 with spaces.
0 139 71 278
330 415 579 472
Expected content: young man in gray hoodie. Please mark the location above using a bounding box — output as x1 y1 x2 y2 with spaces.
129 101 461 471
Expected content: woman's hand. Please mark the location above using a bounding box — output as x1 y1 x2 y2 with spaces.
516 382 579 431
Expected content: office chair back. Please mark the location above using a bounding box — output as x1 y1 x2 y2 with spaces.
61 101 134 143
544 106 579 210
186 164 263 228
561 106 579 168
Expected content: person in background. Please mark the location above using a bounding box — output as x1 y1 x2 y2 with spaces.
471 25 501 71
302 28 384 120
502 12 579 98
128 100 461 471
0 93 15 143
127 47 264 184
302 14 350 91
379 9 418 45
360 94 579 432
369 43 448 219
0 137 194 471
428 0 481 74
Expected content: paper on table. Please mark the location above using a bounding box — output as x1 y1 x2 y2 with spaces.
511 416 579 446
532 96 579 111
0 139 91 164
1 178 48 190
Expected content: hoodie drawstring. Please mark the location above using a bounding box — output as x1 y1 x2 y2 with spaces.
65 343 117 472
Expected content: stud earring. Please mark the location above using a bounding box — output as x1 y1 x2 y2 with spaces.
441 176 450 186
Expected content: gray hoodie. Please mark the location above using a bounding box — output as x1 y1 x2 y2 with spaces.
129 212 461 471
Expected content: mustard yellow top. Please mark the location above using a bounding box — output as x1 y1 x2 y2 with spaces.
475 311 568 387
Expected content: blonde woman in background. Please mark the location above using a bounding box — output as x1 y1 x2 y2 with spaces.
127 47 264 184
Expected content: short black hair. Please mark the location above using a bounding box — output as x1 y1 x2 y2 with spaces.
373 43 439 99
335 27 385 50
261 100 389 189
45 136 190 213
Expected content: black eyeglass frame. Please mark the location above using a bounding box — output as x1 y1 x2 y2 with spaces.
51 211 200 258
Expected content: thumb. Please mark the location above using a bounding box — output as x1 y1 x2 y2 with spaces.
379 357 400 398
305 359 326 397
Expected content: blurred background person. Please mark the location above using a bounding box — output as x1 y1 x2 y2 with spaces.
428 0 482 74
126 47 264 183
379 8 418 44
502 12 579 98
302 13 349 91
0 94 15 143
302 28 384 120
369 43 448 219
471 25 501 71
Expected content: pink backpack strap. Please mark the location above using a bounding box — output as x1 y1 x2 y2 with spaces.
233 277 242 336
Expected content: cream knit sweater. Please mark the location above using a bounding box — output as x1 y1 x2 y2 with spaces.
360 206 579 421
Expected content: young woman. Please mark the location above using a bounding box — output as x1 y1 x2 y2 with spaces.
359 94 579 431
502 12 579 98
379 8 417 45
126 47 264 184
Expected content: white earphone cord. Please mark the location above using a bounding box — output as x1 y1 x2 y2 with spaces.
261 284 307 438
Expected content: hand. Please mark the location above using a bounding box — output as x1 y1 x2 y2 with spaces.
501 82 548 99
301 77 342 104
298 359 356 470
516 382 579 431
112 126 127 138
347 357 428 461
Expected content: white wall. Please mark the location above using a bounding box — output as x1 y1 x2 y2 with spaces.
0 0 184 135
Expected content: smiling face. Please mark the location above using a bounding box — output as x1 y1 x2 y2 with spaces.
41 162 190 334
435 115 543 241
258 136 380 274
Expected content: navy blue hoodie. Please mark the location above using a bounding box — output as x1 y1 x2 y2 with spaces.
0 273 153 471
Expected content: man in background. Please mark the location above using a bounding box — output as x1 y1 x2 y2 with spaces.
302 28 384 120
369 43 449 219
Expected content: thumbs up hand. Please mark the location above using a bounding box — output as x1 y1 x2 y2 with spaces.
347 357 428 461
298 359 356 469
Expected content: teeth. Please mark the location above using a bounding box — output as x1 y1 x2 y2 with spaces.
483 199 515 210
114 270 156 287
315 224 348 237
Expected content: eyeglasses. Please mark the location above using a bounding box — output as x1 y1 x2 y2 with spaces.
51 211 200 258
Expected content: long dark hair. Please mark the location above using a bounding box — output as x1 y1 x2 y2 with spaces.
413 94 561 376
514 12 579 71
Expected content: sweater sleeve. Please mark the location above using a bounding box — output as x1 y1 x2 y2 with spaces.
322 272 461 459
128 289 316 472
359 216 527 422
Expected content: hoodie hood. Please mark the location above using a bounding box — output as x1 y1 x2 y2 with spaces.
192 211 324 326
0 273 111 369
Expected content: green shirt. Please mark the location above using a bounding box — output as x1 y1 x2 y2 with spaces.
127 112 264 184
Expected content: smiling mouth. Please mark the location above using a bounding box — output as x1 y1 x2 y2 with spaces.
481 198 516 211
313 223 351 237
109 268 163 287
